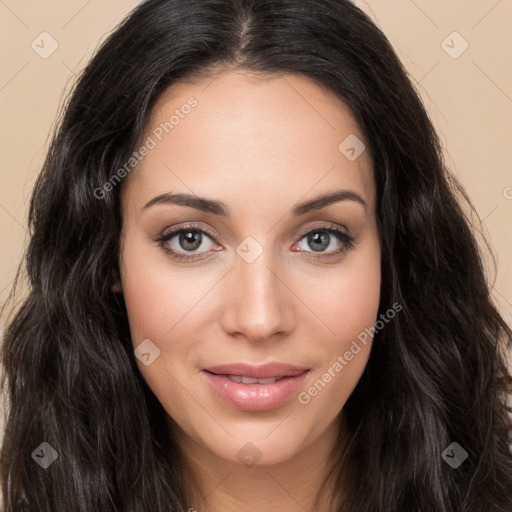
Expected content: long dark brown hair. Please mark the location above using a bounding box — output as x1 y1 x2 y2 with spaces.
1 0 511 510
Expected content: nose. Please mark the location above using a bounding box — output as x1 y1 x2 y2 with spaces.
218 249 295 343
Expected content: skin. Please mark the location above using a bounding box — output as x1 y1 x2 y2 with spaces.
114 69 381 511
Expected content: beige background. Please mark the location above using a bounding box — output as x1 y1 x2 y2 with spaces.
0 1 511 441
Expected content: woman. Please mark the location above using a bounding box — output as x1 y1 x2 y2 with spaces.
1 0 511 510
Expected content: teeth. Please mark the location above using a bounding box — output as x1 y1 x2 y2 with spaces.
226 375 243 383
224 375 281 384
256 377 279 384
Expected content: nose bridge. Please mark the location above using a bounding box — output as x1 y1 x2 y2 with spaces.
220 242 293 341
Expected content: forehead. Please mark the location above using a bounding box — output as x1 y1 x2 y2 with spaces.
122 70 375 215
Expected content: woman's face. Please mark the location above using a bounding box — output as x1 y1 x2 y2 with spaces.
116 70 381 467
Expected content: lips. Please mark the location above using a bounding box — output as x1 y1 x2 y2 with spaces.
202 362 310 411
203 362 309 379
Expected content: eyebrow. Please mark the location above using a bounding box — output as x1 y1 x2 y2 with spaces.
142 189 367 216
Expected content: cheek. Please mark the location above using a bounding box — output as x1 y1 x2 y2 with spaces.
298 241 380 409
304 239 381 347
118 243 205 419
118 236 223 407
302 279 379 410
119 235 210 343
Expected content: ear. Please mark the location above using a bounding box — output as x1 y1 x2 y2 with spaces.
111 267 122 293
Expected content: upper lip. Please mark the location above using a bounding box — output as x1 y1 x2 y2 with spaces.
203 362 309 379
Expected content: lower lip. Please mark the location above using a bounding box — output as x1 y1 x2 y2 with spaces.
202 370 309 412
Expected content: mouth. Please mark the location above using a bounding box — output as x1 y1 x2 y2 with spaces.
202 362 310 411
208 374 286 384
203 361 309 378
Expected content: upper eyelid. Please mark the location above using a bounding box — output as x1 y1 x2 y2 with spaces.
159 223 217 241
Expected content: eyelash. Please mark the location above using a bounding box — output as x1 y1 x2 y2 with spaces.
154 223 357 263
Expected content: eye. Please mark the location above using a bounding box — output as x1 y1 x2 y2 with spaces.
293 224 356 260
154 223 220 262
154 223 356 262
